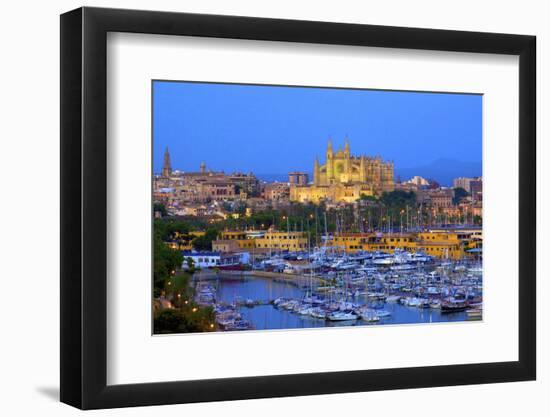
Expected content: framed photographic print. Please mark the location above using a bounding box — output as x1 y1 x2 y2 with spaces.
60 6 536 409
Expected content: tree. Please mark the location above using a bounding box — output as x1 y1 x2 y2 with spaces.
153 305 216 334
153 202 167 217
154 309 184 333
380 190 417 207
154 218 191 241
359 194 377 202
153 231 183 295
192 228 218 251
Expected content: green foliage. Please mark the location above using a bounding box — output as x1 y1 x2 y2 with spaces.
380 190 417 207
153 231 183 294
154 218 191 240
166 272 191 295
192 228 218 251
154 309 183 333
153 189 481 256
153 304 216 334
359 194 378 202
185 257 195 272
153 202 167 217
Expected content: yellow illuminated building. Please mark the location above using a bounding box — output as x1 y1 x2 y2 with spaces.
290 138 394 203
218 231 256 250
216 229 308 252
214 229 474 258
254 230 308 251
332 231 472 259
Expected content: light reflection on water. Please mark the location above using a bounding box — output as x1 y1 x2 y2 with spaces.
214 275 469 330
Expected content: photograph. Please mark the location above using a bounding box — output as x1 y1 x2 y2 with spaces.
152 80 484 334
1 1 541 414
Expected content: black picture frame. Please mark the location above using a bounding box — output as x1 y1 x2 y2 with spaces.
60 6 536 410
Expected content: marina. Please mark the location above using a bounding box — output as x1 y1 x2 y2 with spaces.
192 249 482 331
151 81 484 335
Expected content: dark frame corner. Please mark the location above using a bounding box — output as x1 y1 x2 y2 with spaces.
60 6 536 410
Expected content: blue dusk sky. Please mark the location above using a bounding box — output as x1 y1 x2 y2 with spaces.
153 81 482 185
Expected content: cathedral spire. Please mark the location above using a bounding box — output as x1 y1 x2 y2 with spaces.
344 135 350 157
162 146 172 177
327 137 333 158
326 137 334 180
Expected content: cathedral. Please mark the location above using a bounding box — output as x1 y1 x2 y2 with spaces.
290 138 394 203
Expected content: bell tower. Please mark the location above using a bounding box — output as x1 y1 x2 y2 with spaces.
162 147 172 177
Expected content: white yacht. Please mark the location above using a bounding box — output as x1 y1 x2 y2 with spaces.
327 311 358 321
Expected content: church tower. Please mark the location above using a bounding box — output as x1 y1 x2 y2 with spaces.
314 156 320 186
344 136 350 158
326 138 334 182
162 147 172 177
344 136 351 175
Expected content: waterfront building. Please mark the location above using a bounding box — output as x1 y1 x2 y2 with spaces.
181 251 221 268
218 230 257 250
290 137 394 203
330 230 477 259
181 250 251 268
219 231 249 240
254 229 308 251
212 239 242 253
214 228 308 252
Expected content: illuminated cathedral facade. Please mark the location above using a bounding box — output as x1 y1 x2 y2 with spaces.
290 138 395 203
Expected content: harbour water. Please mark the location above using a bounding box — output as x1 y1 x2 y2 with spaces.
214 275 469 330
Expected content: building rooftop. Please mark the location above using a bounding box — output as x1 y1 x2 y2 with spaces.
181 251 221 257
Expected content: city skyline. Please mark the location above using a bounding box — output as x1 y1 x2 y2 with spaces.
152 80 484 334
153 81 482 184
